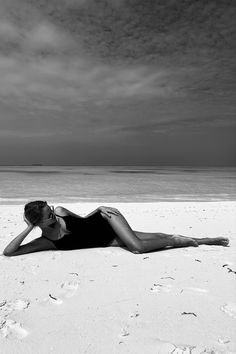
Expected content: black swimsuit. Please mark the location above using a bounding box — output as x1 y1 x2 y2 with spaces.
43 212 117 250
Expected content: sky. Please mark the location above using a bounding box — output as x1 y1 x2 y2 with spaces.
0 0 235 166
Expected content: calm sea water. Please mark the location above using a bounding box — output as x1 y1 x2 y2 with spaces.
0 166 235 204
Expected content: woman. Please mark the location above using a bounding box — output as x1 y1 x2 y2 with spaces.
3 201 229 257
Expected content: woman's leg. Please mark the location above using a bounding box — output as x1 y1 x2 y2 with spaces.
190 236 229 246
105 214 229 252
135 232 229 247
104 214 198 253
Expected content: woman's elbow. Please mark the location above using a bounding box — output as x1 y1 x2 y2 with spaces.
3 249 12 257
129 243 144 254
3 247 15 257
131 248 144 255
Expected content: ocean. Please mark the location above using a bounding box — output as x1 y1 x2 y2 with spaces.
0 166 235 205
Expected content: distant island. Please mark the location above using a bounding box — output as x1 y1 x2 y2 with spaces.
31 164 43 166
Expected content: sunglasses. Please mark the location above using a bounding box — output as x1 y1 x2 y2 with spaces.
41 205 55 224
48 205 55 219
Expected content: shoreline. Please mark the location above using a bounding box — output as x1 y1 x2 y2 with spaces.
0 201 236 353
1 198 236 205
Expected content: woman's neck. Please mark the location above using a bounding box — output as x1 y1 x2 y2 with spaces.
40 220 60 238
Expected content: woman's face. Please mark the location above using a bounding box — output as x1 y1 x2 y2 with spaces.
40 205 57 226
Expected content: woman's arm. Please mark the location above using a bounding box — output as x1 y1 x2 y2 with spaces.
3 221 56 257
3 225 34 256
84 206 122 218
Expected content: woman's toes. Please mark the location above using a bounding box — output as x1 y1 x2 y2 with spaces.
214 237 229 246
222 238 229 246
210 237 229 246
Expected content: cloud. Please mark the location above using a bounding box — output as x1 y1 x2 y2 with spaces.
32 0 235 63
0 51 181 112
0 0 235 157
23 22 75 51
0 0 234 106
113 112 236 136
1 0 235 63
0 20 19 41
0 129 61 138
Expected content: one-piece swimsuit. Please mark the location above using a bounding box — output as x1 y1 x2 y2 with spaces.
42 212 117 250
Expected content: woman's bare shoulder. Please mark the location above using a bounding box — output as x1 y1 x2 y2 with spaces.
54 206 69 216
55 206 81 218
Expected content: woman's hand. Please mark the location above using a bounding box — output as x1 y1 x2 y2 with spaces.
99 206 121 218
23 214 33 227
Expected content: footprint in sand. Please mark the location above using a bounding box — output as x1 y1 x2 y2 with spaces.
155 339 216 354
129 311 140 319
48 294 63 305
150 283 172 293
60 281 79 298
118 310 141 342
153 339 196 354
221 303 236 319
182 287 208 294
0 300 7 308
218 337 230 344
0 299 30 314
119 326 130 338
46 281 79 305
8 299 30 311
170 346 208 354
0 319 29 339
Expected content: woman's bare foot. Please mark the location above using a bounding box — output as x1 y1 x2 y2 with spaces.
170 235 199 248
194 237 229 247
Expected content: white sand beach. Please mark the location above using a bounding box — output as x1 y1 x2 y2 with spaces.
0 202 236 354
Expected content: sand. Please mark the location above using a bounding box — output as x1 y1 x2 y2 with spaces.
0 202 236 354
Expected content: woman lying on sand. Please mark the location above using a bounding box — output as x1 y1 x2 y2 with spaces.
3 201 229 257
